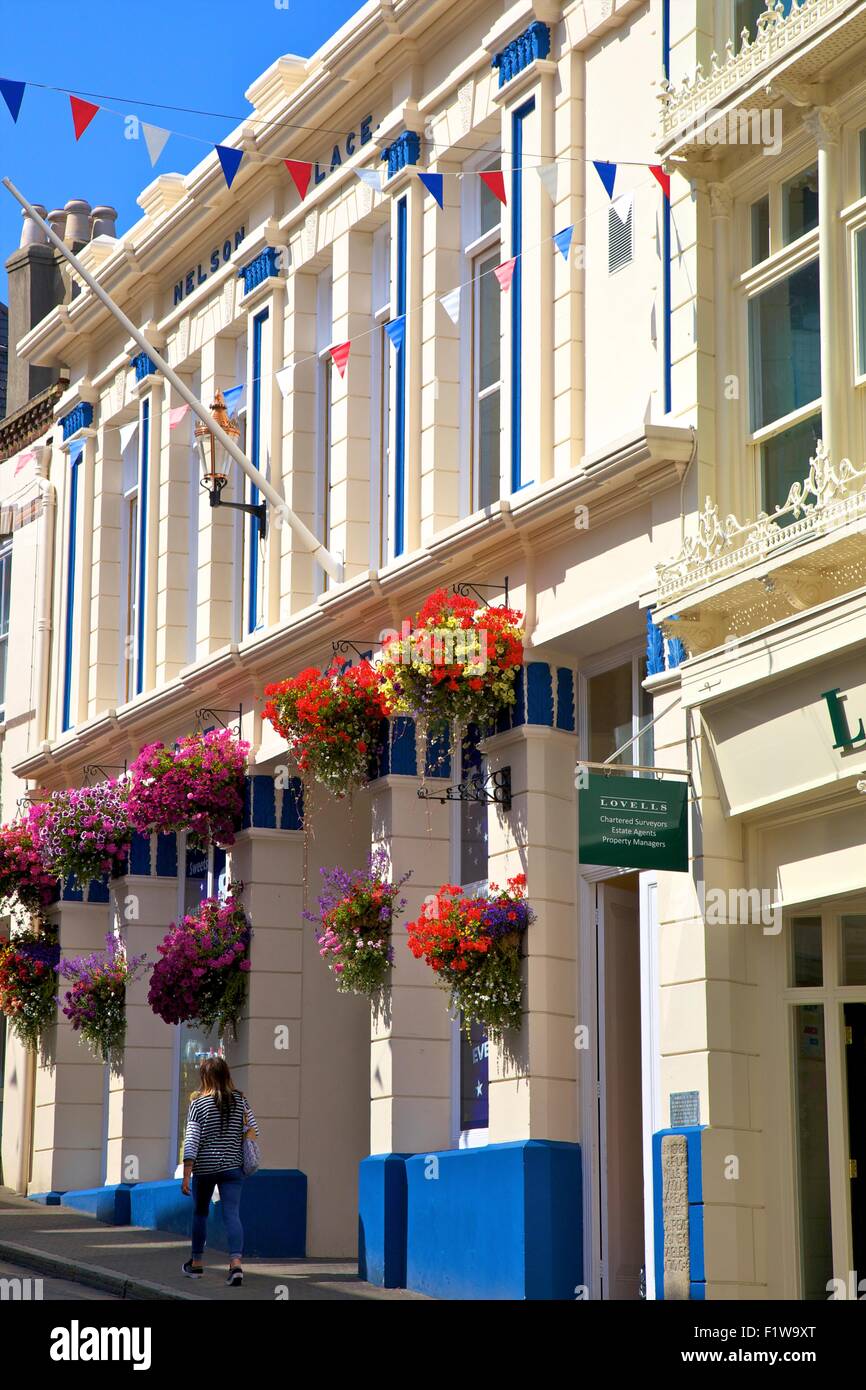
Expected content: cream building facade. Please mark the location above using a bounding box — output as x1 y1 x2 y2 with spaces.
8 0 858 1304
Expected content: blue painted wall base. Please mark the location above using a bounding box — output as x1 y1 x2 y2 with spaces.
358 1152 410 1287
128 1170 307 1257
359 1140 582 1299
30 1170 307 1258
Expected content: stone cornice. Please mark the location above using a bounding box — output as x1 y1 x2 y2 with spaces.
11 423 693 786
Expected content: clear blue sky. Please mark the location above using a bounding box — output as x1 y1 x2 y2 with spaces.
0 0 362 300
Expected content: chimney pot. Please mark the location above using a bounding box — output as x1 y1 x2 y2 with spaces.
19 205 48 248
47 209 68 239
63 199 92 246
90 205 118 239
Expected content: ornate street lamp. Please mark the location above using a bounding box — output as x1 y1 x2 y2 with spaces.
196 389 267 537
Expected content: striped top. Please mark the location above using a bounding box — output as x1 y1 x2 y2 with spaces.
183 1092 259 1175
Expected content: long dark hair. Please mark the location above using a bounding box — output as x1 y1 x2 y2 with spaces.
195 1056 242 1127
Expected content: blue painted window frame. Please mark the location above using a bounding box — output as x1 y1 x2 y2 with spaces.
248 307 269 632
511 98 535 493
394 196 408 556
62 452 80 731
662 0 672 413
135 397 150 696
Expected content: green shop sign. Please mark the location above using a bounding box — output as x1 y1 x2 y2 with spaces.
578 773 689 872
821 687 866 752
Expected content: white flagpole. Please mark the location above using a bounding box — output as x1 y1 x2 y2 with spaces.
2 176 344 584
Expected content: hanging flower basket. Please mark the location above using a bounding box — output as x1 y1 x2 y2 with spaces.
148 890 251 1038
58 933 148 1065
263 660 388 799
406 874 534 1040
378 588 524 733
305 849 410 999
0 927 60 1050
0 821 58 917
28 782 131 886
127 729 250 850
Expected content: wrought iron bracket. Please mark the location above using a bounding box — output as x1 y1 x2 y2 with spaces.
417 766 511 810
201 477 267 539
195 704 243 732
331 639 379 661
452 577 510 609
82 761 128 784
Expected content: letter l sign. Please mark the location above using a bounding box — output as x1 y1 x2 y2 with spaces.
821 688 866 751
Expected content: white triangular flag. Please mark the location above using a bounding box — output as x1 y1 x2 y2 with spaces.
275 366 294 399
142 123 171 168
118 420 139 454
439 286 461 324
355 169 383 193
536 163 558 203
611 191 634 226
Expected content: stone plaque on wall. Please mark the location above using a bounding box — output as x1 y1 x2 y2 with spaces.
661 1134 690 1300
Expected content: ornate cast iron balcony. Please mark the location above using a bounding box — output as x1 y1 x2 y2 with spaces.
659 0 861 149
653 442 866 654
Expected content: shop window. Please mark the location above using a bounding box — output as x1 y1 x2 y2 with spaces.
585 652 653 772
791 915 823 988
855 227 866 378
749 261 820 431
760 413 823 514
316 268 333 596
792 1004 833 1300
371 223 391 566
733 0 792 48
0 535 12 720
750 195 770 266
782 164 819 246
464 158 503 513
841 914 866 986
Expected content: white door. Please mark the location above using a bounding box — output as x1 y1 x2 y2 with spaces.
597 880 645 1299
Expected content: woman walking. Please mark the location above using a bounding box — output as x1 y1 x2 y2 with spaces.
181 1056 259 1286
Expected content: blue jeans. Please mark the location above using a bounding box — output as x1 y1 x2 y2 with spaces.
191 1166 245 1260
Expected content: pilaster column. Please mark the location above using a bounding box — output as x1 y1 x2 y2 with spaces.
552 45 585 475
420 161 460 541
156 371 196 684
138 376 163 694
196 335 238 658
368 723 452 1154
804 106 844 465
484 712 578 1143
30 886 111 1194
329 228 372 579
708 182 735 512
228 773 371 1257
278 269 317 614
105 834 179 1184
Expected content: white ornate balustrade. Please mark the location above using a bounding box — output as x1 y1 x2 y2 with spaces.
659 0 859 144
657 442 866 606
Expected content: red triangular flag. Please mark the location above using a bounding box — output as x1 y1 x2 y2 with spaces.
330 341 351 378
70 95 99 141
493 257 517 292
650 164 670 200
479 170 507 206
285 159 313 201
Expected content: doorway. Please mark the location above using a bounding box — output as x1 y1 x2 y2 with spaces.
844 1002 866 1281
595 877 645 1298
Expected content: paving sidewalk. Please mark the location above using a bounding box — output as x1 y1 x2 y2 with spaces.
0 1188 425 1301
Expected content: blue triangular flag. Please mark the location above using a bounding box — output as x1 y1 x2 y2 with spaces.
223 384 245 414
216 144 244 190
383 316 406 352
592 161 617 199
417 172 444 209
68 437 85 466
553 225 574 262
0 78 25 123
